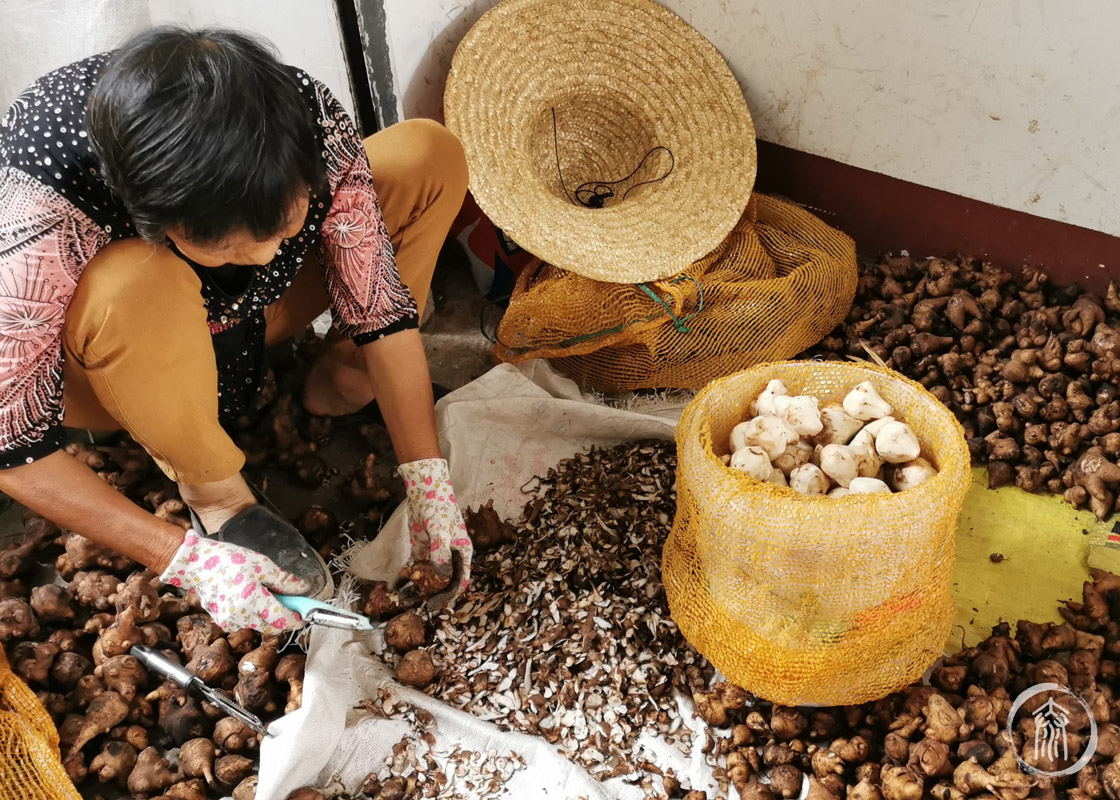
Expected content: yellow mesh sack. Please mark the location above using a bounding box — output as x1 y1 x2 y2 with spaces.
0 646 79 800
662 361 972 706
493 194 857 392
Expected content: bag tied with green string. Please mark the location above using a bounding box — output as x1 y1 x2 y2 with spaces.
492 194 859 392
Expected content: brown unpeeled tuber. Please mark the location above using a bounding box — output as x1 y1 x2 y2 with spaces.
11 640 58 685
881 766 924 800
128 746 176 798
234 639 280 712
30 583 76 623
0 596 39 641
112 571 162 622
285 789 325 800
165 777 208 800
215 754 255 788
214 716 259 753
361 581 401 620
768 764 804 798
71 570 121 610
275 653 305 714
71 690 130 754
178 738 216 786
402 561 450 596
396 649 436 687
385 612 426 652
93 654 147 702
233 775 259 800
159 696 208 745
344 454 391 508
177 614 224 660
464 500 516 550
90 740 138 785
186 637 235 683
62 532 134 573
51 650 94 688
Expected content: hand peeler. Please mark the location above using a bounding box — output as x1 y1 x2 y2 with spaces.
131 645 272 737
275 594 374 631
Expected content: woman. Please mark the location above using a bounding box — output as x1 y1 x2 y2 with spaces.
0 28 472 634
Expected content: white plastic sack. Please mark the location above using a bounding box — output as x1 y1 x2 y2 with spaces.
256 361 715 800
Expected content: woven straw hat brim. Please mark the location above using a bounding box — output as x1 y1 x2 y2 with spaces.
445 0 756 285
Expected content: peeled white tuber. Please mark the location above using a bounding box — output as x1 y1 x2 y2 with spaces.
828 487 851 498
862 416 897 437
875 421 922 464
890 457 937 492
790 464 829 495
849 477 892 495
816 404 864 446
848 429 884 479
768 467 788 487
773 439 812 476
750 379 789 417
729 422 753 454
780 395 823 437
820 444 858 489
736 416 798 460
730 446 773 481
843 381 892 422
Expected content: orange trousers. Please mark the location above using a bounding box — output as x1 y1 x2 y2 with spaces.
61 119 468 484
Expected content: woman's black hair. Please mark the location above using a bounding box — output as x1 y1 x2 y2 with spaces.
87 27 324 244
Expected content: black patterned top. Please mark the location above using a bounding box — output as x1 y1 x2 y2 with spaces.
0 53 417 467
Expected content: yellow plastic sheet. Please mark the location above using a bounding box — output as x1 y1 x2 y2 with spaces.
950 467 1101 649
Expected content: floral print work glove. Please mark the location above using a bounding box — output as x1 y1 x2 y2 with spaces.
399 458 473 601
159 531 309 635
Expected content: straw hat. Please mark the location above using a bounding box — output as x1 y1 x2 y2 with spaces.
444 0 756 285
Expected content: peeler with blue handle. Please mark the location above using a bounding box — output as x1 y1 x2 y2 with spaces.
275 594 374 631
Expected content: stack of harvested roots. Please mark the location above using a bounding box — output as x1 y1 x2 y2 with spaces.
1 505 294 800
0 349 402 799
805 254 1120 519
688 568 1120 800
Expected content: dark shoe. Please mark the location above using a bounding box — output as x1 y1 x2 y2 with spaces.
186 487 333 600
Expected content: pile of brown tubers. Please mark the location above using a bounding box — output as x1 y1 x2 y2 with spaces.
0 340 409 799
0 503 295 800
806 254 1120 519
688 568 1120 800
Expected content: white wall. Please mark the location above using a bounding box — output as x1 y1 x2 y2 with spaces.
148 0 354 116
0 0 150 109
380 0 1120 238
0 0 354 118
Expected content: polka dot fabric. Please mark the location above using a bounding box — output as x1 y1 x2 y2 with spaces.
159 529 309 635
0 53 418 464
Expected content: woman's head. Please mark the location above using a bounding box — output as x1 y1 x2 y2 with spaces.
87 28 323 265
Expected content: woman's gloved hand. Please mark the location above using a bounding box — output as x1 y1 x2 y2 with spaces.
399 458 473 603
159 530 309 635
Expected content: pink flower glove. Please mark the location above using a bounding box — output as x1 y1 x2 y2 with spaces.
159 531 309 635
399 458 473 597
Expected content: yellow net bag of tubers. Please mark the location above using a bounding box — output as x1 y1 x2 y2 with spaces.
492 194 858 392
0 645 80 800
662 361 972 706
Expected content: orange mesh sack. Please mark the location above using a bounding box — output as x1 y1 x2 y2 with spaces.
662 361 971 706
493 194 857 392
0 645 80 800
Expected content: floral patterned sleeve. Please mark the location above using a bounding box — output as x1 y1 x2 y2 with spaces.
313 81 419 345
0 167 109 467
